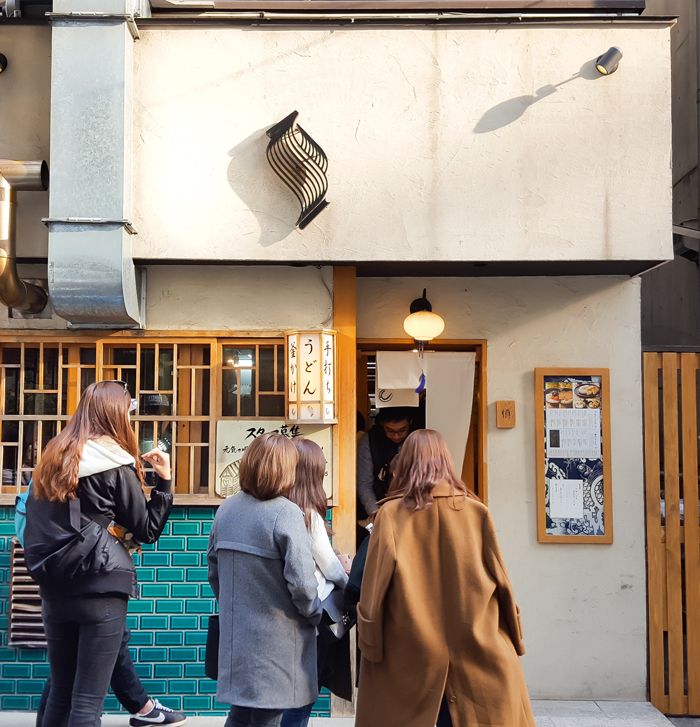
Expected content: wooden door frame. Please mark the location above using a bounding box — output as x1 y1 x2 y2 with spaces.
357 338 488 503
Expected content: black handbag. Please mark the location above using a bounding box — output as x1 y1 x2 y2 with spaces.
205 614 219 680
321 588 356 641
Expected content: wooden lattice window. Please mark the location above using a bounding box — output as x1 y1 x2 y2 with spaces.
0 342 97 496
0 335 287 504
220 341 286 418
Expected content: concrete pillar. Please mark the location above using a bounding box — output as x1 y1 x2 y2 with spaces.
47 0 149 326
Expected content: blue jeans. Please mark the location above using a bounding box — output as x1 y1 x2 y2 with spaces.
280 703 313 727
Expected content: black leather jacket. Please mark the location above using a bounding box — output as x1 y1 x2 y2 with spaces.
25 465 172 600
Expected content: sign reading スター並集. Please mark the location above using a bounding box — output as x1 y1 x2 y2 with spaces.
215 419 333 499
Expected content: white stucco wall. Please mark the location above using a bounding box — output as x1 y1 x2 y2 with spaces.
0 27 51 260
0 264 333 330
134 24 672 264
357 275 646 699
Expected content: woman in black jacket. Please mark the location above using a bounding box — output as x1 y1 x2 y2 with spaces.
24 380 173 727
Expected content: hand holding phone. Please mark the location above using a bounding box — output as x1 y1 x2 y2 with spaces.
141 449 172 481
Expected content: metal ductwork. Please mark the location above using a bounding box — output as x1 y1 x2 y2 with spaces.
0 160 49 315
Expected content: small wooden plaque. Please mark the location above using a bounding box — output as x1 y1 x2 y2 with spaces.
496 400 516 428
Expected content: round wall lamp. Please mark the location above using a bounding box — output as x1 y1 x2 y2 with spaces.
403 289 445 343
0 55 7 74
595 47 622 76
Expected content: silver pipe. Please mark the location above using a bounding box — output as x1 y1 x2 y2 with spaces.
0 160 49 314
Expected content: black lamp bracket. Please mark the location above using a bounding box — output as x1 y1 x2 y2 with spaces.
409 288 432 314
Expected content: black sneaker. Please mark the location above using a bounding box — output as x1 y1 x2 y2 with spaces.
129 699 187 726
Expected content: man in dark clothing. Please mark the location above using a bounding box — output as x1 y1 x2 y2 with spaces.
356 407 413 543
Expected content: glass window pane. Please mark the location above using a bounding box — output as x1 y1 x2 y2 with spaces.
240 369 256 416
24 393 58 415
1 347 20 365
259 347 275 392
4 368 19 414
138 421 156 453
2 446 18 489
24 347 39 389
223 348 255 369
158 347 174 391
140 347 155 391
259 395 285 417
21 422 37 470
112 348 137 366
42 421 57 451
44 346 59 389
222 370 238 416
140 393 172 416
277 346 285 392
1 421 19 441
81 368 96 391
80 347 96 365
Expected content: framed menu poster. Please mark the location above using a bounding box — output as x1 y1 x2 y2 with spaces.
535 368 613 544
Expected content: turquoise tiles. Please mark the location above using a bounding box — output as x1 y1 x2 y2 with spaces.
0 506 332 717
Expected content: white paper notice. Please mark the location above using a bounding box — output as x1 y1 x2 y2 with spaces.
545 409 602 460
549 479 585 519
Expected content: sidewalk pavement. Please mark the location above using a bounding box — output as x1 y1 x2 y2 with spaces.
0 702 695 726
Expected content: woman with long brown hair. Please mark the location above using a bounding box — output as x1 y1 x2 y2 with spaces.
356 429 535 727
24 381 174 727
281 438 350 727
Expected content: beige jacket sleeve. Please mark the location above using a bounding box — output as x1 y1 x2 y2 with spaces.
482 508 526 656
357 506 397 663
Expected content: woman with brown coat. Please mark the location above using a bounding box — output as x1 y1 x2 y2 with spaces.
356 429 535 727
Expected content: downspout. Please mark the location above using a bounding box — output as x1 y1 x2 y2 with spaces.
0 160 49 314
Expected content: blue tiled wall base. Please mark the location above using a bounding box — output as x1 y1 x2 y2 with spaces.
0 506 332 717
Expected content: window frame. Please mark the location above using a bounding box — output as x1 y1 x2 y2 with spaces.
0 331 288 506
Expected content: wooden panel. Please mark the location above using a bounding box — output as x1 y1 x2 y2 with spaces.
332 267 357 555
644 352 700 716
643 353 667 712
662 353 685 713
681 354 700 714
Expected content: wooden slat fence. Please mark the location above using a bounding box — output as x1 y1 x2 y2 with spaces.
643 352 700 715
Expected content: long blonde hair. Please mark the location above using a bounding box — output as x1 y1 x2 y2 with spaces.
388 429 476 511
33 381 144 502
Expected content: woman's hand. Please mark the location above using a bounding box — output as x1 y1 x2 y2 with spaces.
337 553 353 574
141 449 171 481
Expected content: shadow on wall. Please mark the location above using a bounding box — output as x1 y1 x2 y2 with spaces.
227 126 297 247
473 59 603 134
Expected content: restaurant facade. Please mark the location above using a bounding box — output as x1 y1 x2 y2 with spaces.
0 0 682 718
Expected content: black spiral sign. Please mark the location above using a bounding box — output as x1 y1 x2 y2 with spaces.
266 111 329 229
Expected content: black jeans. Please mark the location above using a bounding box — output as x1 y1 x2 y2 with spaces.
41 594 128 727
225 707 284 727
36 621 149 726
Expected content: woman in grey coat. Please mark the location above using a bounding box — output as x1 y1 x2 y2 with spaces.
208 432 323 727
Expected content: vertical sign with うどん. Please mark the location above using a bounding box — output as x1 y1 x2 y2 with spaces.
535 368 613 544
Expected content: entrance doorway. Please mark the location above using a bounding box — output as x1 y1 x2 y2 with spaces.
356 339 487 501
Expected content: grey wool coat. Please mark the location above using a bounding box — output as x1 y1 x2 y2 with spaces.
207 492 323 709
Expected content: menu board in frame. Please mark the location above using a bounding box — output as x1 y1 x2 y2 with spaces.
535 368 613 544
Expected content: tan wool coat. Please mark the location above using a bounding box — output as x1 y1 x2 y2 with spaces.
356 482 535 727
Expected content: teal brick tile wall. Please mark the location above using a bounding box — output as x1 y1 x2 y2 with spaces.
0 506 332 718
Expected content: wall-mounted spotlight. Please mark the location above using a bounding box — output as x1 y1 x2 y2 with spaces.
0 55 7 74
595 47 622 76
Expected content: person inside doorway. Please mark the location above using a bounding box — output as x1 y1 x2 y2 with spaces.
356 407 414 539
